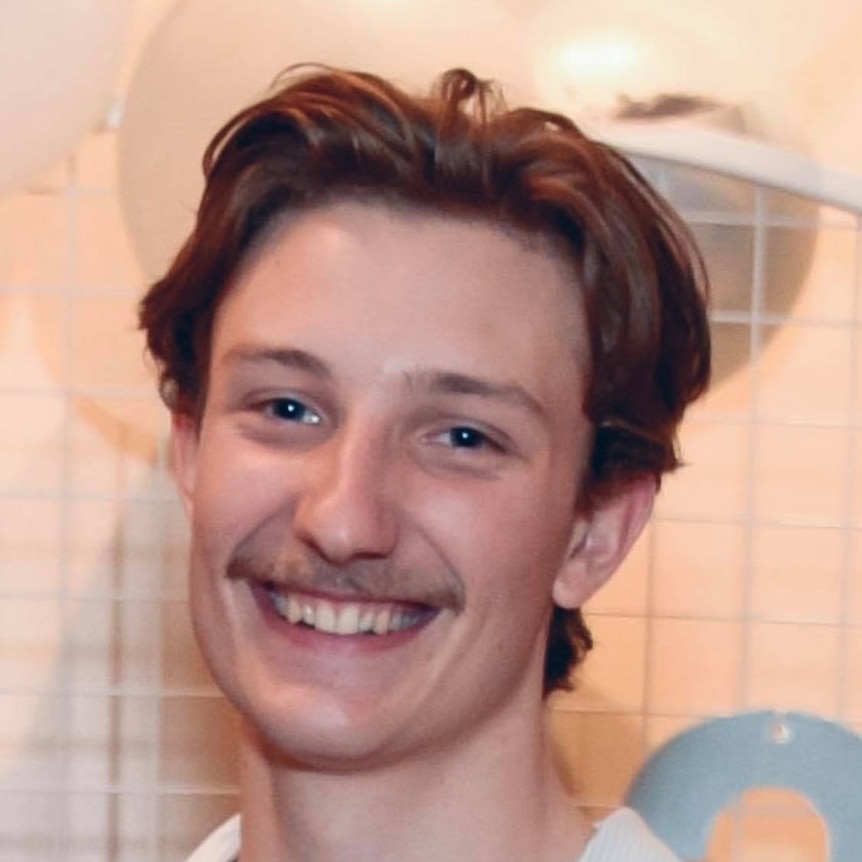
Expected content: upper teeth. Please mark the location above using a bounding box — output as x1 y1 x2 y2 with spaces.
269 589 420 636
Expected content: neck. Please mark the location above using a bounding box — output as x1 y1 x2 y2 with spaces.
236 706 592 862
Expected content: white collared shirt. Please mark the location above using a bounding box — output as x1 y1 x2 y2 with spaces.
183 807 680 862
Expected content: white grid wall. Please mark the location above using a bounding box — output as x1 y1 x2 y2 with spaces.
1 130 861 861
556 161 862 860
0 135 237 861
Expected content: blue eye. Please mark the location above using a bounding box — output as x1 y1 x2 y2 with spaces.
268 398 321 425
448 426 488 449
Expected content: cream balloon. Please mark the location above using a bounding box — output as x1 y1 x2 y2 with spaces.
118 0 528 282
0 0 130 194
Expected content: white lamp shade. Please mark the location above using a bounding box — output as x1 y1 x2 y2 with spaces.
528 0 750 121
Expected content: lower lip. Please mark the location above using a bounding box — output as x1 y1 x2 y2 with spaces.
247 581 436 653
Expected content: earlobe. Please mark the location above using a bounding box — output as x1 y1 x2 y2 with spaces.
552 476 655 609
170 412 200 515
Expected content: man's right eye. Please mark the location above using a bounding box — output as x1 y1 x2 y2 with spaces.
445 426 493 450
264 397 322 425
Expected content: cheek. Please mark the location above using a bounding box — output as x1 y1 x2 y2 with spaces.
190 437 293 562
419 485 570 692
415 476 576 598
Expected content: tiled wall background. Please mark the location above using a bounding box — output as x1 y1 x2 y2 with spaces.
0 129 238 859
3 2 862 860
552 165 862 860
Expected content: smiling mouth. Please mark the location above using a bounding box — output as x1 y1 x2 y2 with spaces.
263 583 435 636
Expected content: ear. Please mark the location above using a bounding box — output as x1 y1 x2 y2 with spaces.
169 411 200 516
552 476 655 609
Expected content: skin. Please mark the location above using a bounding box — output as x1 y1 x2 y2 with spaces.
172 200 654 862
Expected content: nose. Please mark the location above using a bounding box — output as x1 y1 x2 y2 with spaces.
293 424 399 565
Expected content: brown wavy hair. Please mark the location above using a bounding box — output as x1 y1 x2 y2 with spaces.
139 66 710 695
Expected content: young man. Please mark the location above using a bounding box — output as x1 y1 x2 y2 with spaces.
140 67 710 862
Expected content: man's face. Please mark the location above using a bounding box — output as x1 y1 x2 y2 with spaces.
173 201 638 768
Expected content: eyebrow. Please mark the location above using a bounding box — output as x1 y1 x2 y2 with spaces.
218 345 546 419
219 344 333 379
406 369 547 420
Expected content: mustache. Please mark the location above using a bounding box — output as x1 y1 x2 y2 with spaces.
227 548 465 612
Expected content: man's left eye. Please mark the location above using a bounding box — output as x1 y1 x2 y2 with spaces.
266 397 322 425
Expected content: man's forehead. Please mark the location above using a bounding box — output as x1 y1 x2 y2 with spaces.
211 198 590 385
235 195 579 290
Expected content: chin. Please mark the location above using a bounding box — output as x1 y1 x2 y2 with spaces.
233 683 418 772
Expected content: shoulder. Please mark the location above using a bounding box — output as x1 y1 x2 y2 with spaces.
184 815 241 862
578 807 681 862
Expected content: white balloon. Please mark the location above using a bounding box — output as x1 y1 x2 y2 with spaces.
0 0 130 194
118 0 529 281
